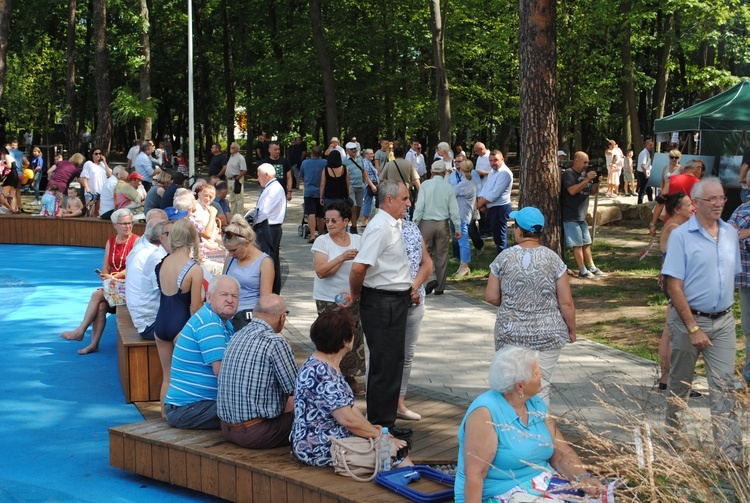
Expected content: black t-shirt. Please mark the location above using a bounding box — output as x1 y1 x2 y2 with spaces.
288 142 307 167
561 168 591 222
208 153 228 179
255 141 270 161
262 157 291 186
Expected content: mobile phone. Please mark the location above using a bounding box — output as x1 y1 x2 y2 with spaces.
94 268 102 274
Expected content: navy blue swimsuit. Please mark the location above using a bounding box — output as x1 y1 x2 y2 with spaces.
154 258 198 342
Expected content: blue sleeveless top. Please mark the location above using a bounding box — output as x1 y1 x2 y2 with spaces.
225 252 270 311
154 258 198 342
454 390 553 502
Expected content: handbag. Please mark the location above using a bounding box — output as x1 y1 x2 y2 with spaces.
328 435 398 482
233 179 242 194
392 160 418 204
102 278 126 307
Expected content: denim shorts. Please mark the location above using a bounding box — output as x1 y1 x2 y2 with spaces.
563 220 592 247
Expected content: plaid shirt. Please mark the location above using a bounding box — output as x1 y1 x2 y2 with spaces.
729 201 750 287
216 318 298 425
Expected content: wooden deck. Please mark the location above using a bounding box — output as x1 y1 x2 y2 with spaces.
0 214 145 248
117 305 162 403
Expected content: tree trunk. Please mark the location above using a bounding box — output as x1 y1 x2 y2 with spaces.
0 0 9 109
518 0 561 255
429 0 451 143
620 1 642 154
139 0 152 140
222 0 235 145
65 0 77 154
309 0 338 140
653 11 673 122
92 0 112 154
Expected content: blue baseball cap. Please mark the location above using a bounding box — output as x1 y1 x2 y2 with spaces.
165 206 188 221
509 207 545 233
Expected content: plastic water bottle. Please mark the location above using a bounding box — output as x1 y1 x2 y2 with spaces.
378 427 391 472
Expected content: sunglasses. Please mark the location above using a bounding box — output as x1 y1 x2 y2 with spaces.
222 230 246 240
669 156 679 159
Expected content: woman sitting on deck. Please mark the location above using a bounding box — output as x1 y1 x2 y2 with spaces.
60 208 139 354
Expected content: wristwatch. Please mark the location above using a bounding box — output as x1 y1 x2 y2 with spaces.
688 325 700 334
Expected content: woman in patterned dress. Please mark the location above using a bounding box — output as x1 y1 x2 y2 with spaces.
485 207 576 403
290 311 411 468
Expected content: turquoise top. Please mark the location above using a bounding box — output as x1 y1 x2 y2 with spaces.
454 390 553 502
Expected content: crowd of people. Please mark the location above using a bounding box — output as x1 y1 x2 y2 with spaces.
21 132 750 501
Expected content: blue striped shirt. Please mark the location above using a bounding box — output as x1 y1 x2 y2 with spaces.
165 303 234 406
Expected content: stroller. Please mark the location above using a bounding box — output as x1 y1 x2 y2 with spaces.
297 214 310 239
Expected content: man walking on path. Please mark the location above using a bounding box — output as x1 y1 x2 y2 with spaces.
662 177 742 463
349 180 413 438
475 150 513 253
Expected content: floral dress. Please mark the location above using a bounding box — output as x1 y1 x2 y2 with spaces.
401 220 425 306
291 356 354 466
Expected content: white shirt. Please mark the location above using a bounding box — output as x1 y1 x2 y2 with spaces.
80 160 108 194
256 178 286 225
637 148 651 174
127 145 140 162
354 210 412 291
406 149 426 177
125 241 159 332
142 245 169 309
99 174 119 215
311 233 362 301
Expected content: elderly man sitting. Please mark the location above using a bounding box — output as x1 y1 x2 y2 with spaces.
217 294 297 448
164 275 239 430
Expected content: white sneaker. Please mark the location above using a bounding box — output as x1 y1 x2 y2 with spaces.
31 200 41 206
579 270 596 279
589 266 608 277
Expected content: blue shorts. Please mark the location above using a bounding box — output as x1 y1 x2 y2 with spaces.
563 220 592 247
85 192 100 201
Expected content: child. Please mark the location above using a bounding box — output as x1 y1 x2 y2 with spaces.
623 149 637 196
39 183 62 217
606 153 621 197
176 149 188 176
61 185 84 218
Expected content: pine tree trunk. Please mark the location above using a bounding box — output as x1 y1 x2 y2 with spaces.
92 0 112 154
309 0 338 140
0 0 9 109
518 0 561 255
430 0 451 143
65 0 77 153
139 0 152 141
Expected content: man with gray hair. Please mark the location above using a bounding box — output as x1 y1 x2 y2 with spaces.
125 220 169 340
413 160 461 294
225 142 247 214
165 275 239 430
99 166 124 220
217 294 297 448
662 177 742 462
254 163 286 294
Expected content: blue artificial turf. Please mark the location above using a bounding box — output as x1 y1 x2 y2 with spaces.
0 244 220 502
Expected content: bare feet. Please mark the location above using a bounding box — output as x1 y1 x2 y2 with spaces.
78 345 99 355
60 330 84 341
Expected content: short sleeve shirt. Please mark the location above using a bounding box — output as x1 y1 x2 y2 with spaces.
560 168 590 222
209 153 228 178
262 157 291 185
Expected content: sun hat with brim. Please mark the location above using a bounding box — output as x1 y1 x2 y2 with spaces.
165 206 188 221
509 206 545 233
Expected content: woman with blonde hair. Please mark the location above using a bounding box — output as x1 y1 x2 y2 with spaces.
660 149 683 191
154 219 204 412
454 159 478 276
222 215 274 331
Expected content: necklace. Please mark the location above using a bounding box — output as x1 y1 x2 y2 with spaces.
111 235 131 272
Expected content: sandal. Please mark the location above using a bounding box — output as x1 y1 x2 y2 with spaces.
345 376 365 396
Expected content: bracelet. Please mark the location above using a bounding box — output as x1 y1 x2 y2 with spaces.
575 473 589 483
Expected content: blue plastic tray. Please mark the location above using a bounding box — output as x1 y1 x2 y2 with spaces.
374 465 455 502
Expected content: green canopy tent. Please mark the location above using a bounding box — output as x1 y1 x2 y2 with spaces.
654 78 750 158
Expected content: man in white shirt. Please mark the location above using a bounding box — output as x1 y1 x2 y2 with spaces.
637 139 654 204
405 139 426 181
126 140 141 169
349 179 413 439
473 141 492 236
254 163 286 294
99 166 123 220
324 137 346 158
124 220 167 340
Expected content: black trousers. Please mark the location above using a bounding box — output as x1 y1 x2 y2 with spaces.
487 203 512 253
637 171 653 204
254 221 283 294
359 286 410 428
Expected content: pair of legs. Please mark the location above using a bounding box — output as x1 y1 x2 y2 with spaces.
60 288 110 354
303 197 325 242
487 203 512 253
362 191 377 226
419 219 451 293
563 220 598 274
636 171 652 204
606 182 619 196
666 309 741 461
349 186 365 232
398 303 425 420
155 336 178 417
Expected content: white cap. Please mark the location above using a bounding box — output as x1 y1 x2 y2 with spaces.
557 150 567 157
345 142 358 150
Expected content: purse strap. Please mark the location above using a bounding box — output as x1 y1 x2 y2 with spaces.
328 436 380 482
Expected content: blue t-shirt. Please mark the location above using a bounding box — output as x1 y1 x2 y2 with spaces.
9 148 24 175
299 158 327 198
291 356 354 467
165 303 234 406
454 391 553 502
344 156 365 188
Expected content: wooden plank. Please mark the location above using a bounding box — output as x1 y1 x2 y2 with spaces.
109 430 124 468
169 447 187 487
320 495 338 503
201 455 221 497
286 484 304 503
303 486 322 503
185 452 203 491
152 444 170 482
252 472 271 502
236 467 253 503
122 437 136 472
148 345 162 401
218 462 237 502
128 346 150 402
134 440 153 477
269 477 287 503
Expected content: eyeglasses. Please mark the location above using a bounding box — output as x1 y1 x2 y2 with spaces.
161 231 170 236
669 156 679 160
282 310 290 317
222 230 246 240
93 152 101 156
700 196 728 205
117 221 133 226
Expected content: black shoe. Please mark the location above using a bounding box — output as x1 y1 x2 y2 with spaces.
689 389 703 398
350 227 358 235
658 382 667 391
424 280 438 295
434 291 444 295
389 426 413 439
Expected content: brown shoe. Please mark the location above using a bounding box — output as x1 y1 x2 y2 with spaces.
346 376 365 395
456 263 470 277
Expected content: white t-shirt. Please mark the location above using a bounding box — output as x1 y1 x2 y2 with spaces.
80 160 108 194
127 145 140 162
311 233 361 302
125 241 159 333
99 174 119 214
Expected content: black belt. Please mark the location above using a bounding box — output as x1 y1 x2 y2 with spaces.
690 307 731 319
362 286 410 297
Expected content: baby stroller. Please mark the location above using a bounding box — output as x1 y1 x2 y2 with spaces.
298 214 310 239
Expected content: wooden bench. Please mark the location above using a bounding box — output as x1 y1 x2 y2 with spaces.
109 418 455 503
116 305 162 403
0 214 145 247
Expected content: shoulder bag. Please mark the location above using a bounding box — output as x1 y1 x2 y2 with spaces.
328 435 397 482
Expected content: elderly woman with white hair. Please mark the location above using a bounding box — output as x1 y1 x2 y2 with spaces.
455 345 605 503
